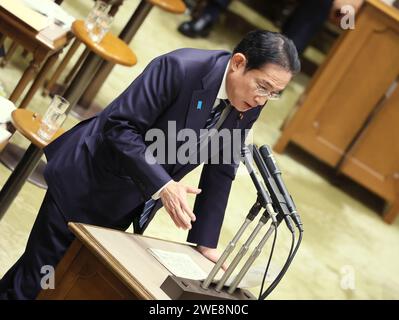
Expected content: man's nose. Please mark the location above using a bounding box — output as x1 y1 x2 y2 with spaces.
254 96 268 106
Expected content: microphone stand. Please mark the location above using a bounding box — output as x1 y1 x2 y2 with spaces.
227 219 277 294
202 146 277 290
224 144 299 294
214 213 270 292
201 199 262 289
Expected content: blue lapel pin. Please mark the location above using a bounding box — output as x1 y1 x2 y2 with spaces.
196 100 203 110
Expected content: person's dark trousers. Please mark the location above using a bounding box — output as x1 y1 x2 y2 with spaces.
178 0 231 37
198 0 231 22
0 192 75 300
0 45 5 57
282 0 334 54
212 0 231 11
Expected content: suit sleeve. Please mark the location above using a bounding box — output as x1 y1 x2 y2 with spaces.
102 55 184 200
187 109 261 248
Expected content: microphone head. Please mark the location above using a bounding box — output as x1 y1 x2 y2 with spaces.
260 145 281 175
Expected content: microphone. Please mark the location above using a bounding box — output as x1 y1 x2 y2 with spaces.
250 145 295 233
241 146 277 223
259 145 303 232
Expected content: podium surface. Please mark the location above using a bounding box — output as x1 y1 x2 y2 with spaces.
37 222 218 300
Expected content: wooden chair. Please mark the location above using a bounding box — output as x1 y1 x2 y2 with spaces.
61 19 137 120
0 109 65 219
43 0 125 96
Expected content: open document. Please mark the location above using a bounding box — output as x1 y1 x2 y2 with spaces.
148 248 274 289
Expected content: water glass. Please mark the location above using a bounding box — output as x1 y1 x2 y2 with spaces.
89 14 113 44
37 95 69 141
84 0 110 32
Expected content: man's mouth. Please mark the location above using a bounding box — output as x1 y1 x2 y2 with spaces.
244 102 252 110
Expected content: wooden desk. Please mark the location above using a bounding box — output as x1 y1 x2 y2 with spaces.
274 0 399 223
37 223 222 300
0 4 71 106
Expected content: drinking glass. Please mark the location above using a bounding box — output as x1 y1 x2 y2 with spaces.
37 95 69 141
89 13 113 44
84 0 110 32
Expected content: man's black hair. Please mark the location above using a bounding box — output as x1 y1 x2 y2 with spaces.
233 30 301 74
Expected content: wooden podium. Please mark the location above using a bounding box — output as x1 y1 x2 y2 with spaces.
37 223 252 300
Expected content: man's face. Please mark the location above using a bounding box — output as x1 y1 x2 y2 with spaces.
226 53 293 112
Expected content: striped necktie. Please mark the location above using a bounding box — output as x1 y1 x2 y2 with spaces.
205 99 228 130
138 198 156 229
137 99 229 230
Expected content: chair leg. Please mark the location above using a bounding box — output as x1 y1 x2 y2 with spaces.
20 52 61 108
63 47 90 88
43 39 81 96
109 0 124 16
0 144 43 220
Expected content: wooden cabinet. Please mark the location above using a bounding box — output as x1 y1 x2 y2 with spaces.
274 0 399 223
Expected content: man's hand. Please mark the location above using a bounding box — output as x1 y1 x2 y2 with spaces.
196 245 228 271
160 180 201 230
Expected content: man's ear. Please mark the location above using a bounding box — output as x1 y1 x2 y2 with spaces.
231 53 246 71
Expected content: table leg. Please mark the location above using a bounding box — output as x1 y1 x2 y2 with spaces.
0 144 43 220
8 58 40 103
77 1 152 110
0 33 5 47
19 51 61 109
0 41 18 67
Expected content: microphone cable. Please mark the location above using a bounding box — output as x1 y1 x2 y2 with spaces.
260 228 303 300
258 221 278 300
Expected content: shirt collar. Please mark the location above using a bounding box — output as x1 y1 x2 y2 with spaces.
216 60 229 101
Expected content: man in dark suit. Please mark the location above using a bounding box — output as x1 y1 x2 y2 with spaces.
0 30 300 299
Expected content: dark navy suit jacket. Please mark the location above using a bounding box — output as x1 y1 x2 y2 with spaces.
44 48 262 248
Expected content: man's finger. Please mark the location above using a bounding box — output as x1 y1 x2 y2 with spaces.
167 200 184 229
174 204 191 229
181 201 196 222
185 186 202 195
166 204 181 228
